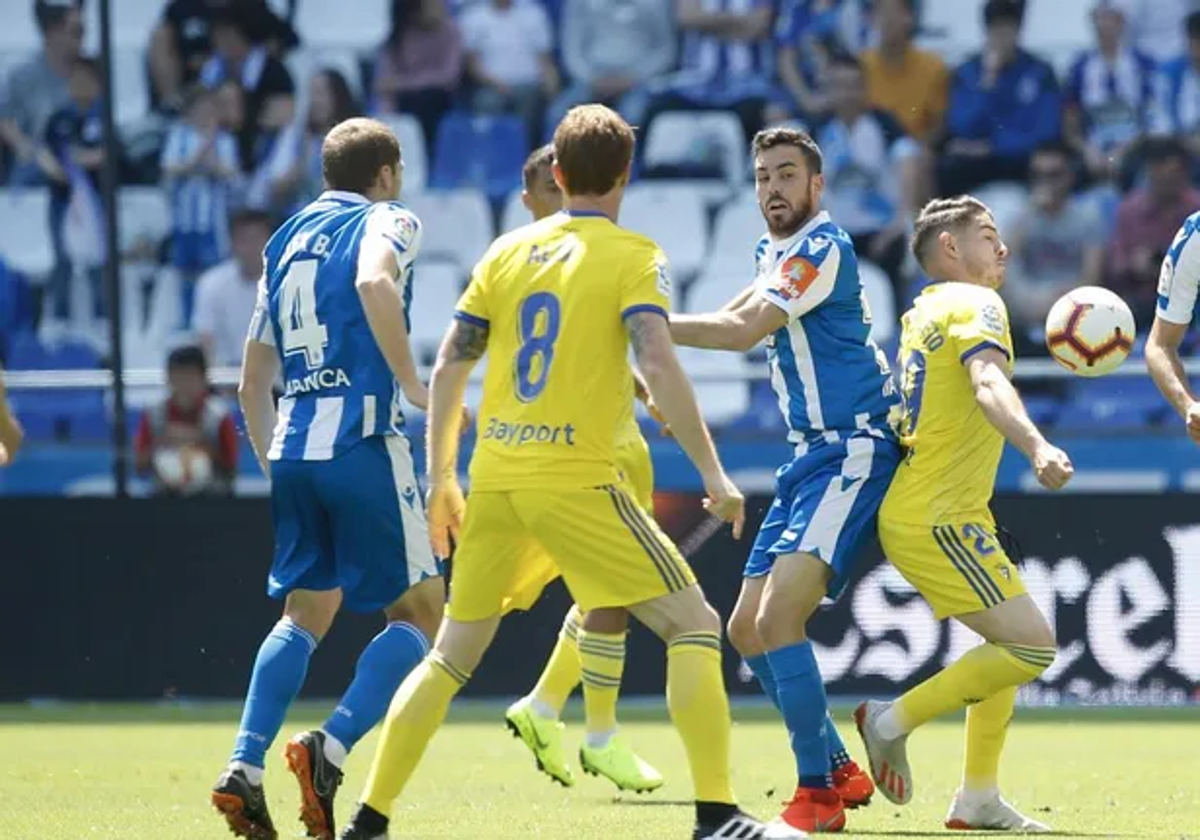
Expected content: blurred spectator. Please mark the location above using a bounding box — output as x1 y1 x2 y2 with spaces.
1152 11 1200 159
1106 137 1200 326
862 0 950 143
1114 0 1199 67
548 0 675 130
939 0 1061 196
1003 142 1106 355
769 0 844 122
214 78 244 134
193 210 271 367
1064 1 1156 183
258 69 359 215
38 57 106 338
134 345 237 498
811 52 919 302
373 0 463 160
0 0 83 186
462 0 558 143
640 0 775 144
161 86 241 325
200 7 295 172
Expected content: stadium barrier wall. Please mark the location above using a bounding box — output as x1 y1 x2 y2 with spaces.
1 495 1197 704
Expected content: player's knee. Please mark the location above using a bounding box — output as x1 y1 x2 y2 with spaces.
662 598 721 642
754 588 819 649
726 609 763 657
385 577 446 641
581 607 629 634
283 589 342 640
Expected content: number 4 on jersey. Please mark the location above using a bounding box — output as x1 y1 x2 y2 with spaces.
281 260 328 369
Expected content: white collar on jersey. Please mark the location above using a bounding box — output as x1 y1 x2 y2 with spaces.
769 210 831 250
317 190 370 205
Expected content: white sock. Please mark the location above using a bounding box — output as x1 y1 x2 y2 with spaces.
229 760 264 786
959 785 1000 804
585 729 616 749
320 731 348 768
875 703 908 741
529 697 558 720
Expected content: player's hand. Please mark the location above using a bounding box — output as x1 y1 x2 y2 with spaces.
1185 402 1200 444
701 471 745 540
1031 442 1073 491
427 480 466 558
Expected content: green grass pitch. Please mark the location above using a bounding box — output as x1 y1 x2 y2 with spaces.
2 703 1197 839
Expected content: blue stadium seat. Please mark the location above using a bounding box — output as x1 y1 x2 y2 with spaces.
1056 377 1167 430
1022 393 1063 428
7 334 100 370
7 390 108 442
430 113 528 200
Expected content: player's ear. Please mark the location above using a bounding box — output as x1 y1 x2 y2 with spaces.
521 189 532 211
938 229 957 260
552 162 567 194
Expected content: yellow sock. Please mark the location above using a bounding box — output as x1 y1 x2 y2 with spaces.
963 685 1016 790
666 632 735 805
361 652 469 814
895 643 1054 731
530 606 582 714
577 627 625 737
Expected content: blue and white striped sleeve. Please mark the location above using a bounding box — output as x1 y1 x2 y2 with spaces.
756 234 840 320
1157 222 1200 325
364 202 423 275
246 274 275 347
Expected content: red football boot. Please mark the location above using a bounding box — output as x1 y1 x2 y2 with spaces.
832 760 875 808
778 786 847 833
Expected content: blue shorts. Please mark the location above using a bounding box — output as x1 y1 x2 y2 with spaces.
268 435 440 612
744 435 900 598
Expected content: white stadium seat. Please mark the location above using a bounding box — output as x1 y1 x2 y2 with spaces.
619 183 709 280
857 259 897 346
113 49 150 127
408 259 465 361
379 114 428 194
295 0 390 48
708 189 763 277
676 347 750 425
643 111 748 185
117 186 171 256
685 266 747 313
0 188 54 278
501 189 528 234
973 182 1030 240
0 4 42 51
404 189 493 270
82 0 164 51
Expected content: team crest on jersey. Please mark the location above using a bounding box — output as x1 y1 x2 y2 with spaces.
981 303 1006 336
773 256 820 301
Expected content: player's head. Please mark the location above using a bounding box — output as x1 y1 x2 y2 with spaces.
36 0 83 58
322 117 403 202
522 144 562 221
911 195 1008 289
551 105 635 208
166 345 210 410
751 126 825 238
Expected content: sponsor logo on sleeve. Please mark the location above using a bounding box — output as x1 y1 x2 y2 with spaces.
773 256 820 301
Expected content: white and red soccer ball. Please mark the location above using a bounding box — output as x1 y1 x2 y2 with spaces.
1044 286 1136 377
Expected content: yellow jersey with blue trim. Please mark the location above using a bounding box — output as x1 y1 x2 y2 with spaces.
880 282 1015 527
455 210 671 491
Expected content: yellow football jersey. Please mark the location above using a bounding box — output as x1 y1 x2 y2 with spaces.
455 210 670 492
880 282 1015 527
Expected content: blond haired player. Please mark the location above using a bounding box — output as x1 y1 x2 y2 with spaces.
339 105 802 840
502 143 664 793
0 367 23 466
855 196 1072 832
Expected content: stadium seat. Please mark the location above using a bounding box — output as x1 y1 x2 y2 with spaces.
708 189 763 278
643 111 747 185
858 260 897 346
118 187 170 257
378 114 428 194
404 189 494 270
7 333 100 370
0 188 54 279
408 260 465 362
500 190 528 234
304 48 367 101
294 0 390 48
1056 376 1167 430
0 5 40 51
430 113 527 201
619 183 709 281
685 266 745 314
973 182 1029 237
676 346 750 426
113 49 150 127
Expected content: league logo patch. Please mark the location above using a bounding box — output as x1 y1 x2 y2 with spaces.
1158 255 1175 297
981 303 1006 336
391 211 418 249
655 257 671 298
773 256 819 301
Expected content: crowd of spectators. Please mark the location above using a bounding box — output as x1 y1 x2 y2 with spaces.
3 0 1200 376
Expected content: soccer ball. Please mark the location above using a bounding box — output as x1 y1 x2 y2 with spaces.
1044 286 1136 377
154 444 214 494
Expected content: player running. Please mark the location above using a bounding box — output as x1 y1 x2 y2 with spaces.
855 195 1071 832
671 126 896 834
339 105 803 840
0 366 23 466
1145 211 1200 440
211 118 445 840
503 144 663 793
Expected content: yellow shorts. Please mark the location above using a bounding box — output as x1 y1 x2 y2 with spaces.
496 438 655 614
451 482 693 622
879 519 1027 620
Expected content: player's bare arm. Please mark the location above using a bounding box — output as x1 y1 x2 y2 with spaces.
669 295 788 352
1146 317 1200 442
0 369 23 466
356 233 429 411
239 339 280 476
627 311 745 537
965 347 1073 490
425 318 488 556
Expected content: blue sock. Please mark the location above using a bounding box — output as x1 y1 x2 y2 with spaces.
826 713 851 770
766 640 832 789
744 653 782 713
232 618 318 768
322 621 430 753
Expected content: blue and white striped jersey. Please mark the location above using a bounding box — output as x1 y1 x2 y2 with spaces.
248 190 422 461
753 211 899 450
1155 210 1200 326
